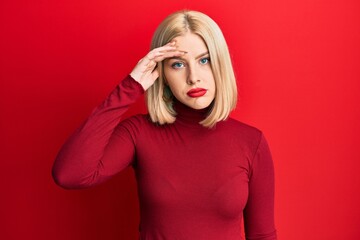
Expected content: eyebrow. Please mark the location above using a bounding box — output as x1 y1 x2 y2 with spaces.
167 51 209 61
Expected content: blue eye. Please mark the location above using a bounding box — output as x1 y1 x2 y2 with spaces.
200 57 210 65
171 62 185 69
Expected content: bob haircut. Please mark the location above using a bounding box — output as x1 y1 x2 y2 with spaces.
146 10 237 128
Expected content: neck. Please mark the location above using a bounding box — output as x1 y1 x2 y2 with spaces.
172 99 211 127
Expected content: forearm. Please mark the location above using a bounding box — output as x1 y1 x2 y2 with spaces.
52 76 144 189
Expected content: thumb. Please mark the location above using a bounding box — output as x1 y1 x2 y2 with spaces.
150 67 160 83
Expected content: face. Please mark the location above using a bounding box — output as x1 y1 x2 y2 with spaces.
163 32 216 110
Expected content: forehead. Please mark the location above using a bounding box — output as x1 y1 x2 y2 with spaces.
172 32 208 56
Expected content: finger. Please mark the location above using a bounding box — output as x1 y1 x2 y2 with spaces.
154 44 177 53
142 49 183 67
138 43 181 66
151 67 159 82
147 42 178 58
141 50 166 66
144 50 186 65
154 50 187 62
144 59 157 72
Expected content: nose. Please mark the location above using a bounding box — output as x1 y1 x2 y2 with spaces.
186 65 200 85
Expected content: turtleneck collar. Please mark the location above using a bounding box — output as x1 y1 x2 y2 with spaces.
172 99 212 127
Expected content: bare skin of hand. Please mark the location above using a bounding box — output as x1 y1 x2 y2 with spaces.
130 41 187 91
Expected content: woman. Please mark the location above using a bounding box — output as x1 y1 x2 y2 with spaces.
52 10 277 240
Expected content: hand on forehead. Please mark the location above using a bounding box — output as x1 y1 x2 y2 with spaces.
170 32 209 60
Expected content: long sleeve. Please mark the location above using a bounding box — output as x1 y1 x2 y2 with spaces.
244 133 277 240
52 75 144 189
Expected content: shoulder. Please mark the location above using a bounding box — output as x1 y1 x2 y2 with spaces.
117 114 153 130
110 114 153 144
216 118 264 155
219 117 263 140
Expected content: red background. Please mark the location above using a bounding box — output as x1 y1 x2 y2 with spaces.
1 0 359 239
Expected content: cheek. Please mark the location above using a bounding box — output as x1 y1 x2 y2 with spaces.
202 69 216 90
167 81 184 96
164 70 185 91
164 66 181 82
200 66 214 79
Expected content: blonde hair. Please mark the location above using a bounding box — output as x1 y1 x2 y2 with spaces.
146 10 237 128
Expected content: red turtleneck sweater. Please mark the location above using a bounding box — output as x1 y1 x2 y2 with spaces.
52 75 277 240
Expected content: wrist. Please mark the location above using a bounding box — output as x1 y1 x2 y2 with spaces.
129 73 147 92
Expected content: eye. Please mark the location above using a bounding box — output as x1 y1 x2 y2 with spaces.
200 57 210 65
171 62 185 69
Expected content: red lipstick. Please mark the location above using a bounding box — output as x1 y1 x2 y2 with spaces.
187 88 207 98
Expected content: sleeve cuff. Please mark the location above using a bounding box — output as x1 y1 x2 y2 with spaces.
125 75 145 94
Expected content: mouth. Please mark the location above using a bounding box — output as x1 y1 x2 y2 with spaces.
187 88 207 98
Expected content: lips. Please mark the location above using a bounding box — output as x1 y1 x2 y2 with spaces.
187 88 207 98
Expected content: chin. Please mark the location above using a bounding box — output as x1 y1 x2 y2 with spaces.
189 100 213 110
191 106 205 110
